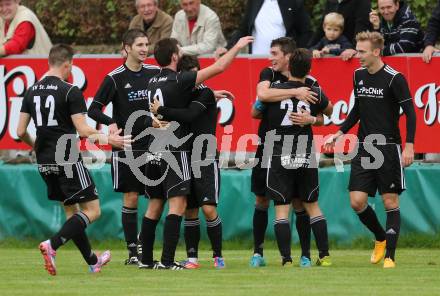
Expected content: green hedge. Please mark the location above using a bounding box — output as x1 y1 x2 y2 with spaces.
22 0 437 45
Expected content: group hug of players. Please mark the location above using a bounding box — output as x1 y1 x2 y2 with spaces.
16 28 416 275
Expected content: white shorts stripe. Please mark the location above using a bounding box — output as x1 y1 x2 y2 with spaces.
396 145 406 189
214 161 219 203
76 162 87 189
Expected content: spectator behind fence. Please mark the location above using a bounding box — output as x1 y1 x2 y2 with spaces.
171 0 226 56
309 0 371 61
311 12 353 58
216 0 312 57
423 0 440 63
129 0 173 56
369 0 423 56
0 0 52 56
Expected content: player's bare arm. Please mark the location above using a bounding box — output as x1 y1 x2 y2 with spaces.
17 112 35 148
195 36 254 85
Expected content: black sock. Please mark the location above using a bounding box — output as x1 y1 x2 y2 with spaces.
161 214 182 266
140 217 159 264
253 206 268 256
50 212 90 250
357 205 386 241
385 207 400 260
207 216 222 258
72 231 98 265
274 219 291 260
122 206 138 257
295 210 311 259
310 215 329 258
184 218 200 259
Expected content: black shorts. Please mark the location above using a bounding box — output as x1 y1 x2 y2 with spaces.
266 155 319 205
38 161 98 206
145 151 191 199
187 160 220 209
111 150 148 194
251 145 267 196
349 144 406 197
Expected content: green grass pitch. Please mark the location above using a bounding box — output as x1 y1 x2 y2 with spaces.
0 246 439 296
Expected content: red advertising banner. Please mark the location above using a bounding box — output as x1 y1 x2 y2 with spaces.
0 56 438 152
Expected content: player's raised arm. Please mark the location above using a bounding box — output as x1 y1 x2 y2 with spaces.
195 36 254 85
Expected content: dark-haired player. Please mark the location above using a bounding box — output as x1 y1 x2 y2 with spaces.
265 48 332 267
139 36 253 270
17 44 131 275
88 29 161 264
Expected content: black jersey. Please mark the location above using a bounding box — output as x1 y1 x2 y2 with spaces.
266 80 329 154
257 67 320 141
20 76 87 164
92 63 160 150
147 68 197 151
341 64 412 144
189 84 217 138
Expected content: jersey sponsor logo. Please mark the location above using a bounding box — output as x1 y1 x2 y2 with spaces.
280 154 310 169
357 86 384 96
124 83 132 88
127 89 149 101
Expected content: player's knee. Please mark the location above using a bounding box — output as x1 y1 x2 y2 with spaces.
382 197 399 210
255 195 269 209
185 208 199 219
202 205 217 220
350 199 366 212
123 192 139 208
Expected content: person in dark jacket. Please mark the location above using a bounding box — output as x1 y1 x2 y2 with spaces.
369 0 423 56
309 0 371 61
422 0 440 63
311 12 353 58
215 0 312 57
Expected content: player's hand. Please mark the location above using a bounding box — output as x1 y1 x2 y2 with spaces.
401 143 414 167
214 47 228 60
290 109 315 126
213 89 235 101
369 10 380 30
341 49 357 61
313 50 322 58
149 96 161 114
321 47 330 54
323 132 342 152
293 87 318 104
422 45 440 63
152 119 169 129
235 36 254 50
108 128 132 150
108 123 119 135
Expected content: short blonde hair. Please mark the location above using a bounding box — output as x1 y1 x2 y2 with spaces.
323 12 344 30
355 31 385 50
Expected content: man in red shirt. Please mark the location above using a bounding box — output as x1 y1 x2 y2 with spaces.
0 0 52 56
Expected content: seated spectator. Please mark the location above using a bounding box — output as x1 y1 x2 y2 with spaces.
216 0 311 57
129 0 173 56
0 0 52 56
369 0 423 56
309 0 371 61
423 0 440 63
311 12 353 58
171 0 226 56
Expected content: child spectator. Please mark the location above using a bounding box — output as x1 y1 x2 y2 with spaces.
311 13 352 58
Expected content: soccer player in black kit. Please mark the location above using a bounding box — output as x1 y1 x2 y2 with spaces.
250 37 333 268
265 48 332 267
139 36 253 270
325 31 416 268
88 29 160 264
16 44 131 275
150 55 224 269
